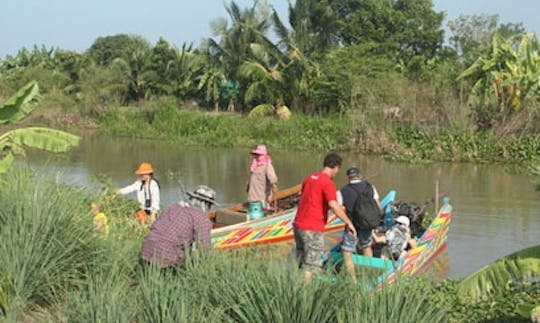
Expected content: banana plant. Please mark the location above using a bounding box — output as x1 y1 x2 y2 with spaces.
456 245 540 320
459 33 540 117
0 81 80 173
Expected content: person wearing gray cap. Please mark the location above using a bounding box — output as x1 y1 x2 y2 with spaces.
338 166 381 281
139 185 216 269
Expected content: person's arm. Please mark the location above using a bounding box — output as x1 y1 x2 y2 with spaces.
194 213 212 250
94 221 104 231
372 185 381 209
372 231 387 244
408 233 418 249
266 164 279 202
117 181 138 195
329 200 356 236
150 180 160 214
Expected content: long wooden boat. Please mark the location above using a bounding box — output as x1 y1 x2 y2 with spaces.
210 184 302 237
212 190 397 249
325 199 452 286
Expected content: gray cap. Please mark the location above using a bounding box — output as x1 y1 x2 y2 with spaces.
187 185 217 204
346 167 360 177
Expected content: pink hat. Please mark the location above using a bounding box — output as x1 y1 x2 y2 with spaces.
251 144 267 155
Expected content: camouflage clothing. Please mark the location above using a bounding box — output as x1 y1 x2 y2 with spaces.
293 227 324 273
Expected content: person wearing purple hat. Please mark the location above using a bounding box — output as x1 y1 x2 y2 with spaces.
247 144 279 209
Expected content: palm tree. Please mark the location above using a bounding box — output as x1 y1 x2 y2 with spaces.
0 81 79 173
240 60 290 119
266 6 322 112
111 44 153 104
197 49 228 111
281 0 338 59
201 1 273 112
165 43 201 100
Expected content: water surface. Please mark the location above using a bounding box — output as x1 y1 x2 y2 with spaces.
24 135 540 278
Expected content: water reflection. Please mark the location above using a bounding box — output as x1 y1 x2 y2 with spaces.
21 135 540 279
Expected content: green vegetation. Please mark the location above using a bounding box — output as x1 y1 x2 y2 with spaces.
1 167 538 322
1 1 538 168
1 1 538 320
0 81 79 173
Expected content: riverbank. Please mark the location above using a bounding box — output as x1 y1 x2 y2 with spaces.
1 167 537 322
12 95 539 174
95 105 539 166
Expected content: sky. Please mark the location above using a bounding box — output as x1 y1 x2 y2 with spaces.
1 0 540 58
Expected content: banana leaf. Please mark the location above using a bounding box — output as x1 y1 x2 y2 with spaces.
516 303 538 319
1 127 79 153
0 153 14 174
276 105 291 120
248 104 275 118
456 245 540 303
0 81 40 124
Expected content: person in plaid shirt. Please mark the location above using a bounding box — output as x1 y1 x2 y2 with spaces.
140 185 216 269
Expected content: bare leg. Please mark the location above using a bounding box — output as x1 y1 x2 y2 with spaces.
362 246 373 257
342 251 357 282
304 270 313 285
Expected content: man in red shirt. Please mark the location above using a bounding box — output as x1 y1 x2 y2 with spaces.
293 152 356 283
140 185 215 270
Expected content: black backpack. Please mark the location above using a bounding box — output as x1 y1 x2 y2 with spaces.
350 182 382 230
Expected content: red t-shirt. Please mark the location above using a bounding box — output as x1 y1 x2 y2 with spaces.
293 171 337 232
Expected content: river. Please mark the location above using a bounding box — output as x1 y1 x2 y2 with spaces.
23 135 540 279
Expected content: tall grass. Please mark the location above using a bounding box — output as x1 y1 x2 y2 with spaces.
99 105 539 164
0 168 454 321
0 167 103 320
100 107 351 151
61 259 134 322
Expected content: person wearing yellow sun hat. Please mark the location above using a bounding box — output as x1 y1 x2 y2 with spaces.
117 162 161 223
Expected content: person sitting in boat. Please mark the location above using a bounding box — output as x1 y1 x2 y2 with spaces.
139 185 215 270
116 162 160 224
372 215 418 260
247 144 279 210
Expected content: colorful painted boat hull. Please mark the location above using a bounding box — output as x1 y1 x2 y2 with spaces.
212 190 397 249
210 184 302 240
327 200 452 286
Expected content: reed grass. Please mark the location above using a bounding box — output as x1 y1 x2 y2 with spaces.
0 167 103 320
100 105 539 163
61 259 135 322
100 107 351 151
1 167 452 321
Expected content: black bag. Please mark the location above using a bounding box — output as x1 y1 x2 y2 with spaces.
350 182 382 230
391 201 426 237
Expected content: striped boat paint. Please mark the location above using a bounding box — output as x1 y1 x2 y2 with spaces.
212 190 397 250
351 202 452 287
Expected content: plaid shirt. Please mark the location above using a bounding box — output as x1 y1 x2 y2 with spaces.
140 204 212 267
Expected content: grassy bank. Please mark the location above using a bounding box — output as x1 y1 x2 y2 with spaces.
97 104 540 166
1 167 537 322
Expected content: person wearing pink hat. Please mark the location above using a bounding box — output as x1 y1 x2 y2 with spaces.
247 144 279 209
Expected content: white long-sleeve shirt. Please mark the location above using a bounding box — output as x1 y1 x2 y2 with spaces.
119 179 160 213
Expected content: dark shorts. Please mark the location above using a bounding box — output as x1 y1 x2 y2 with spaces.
341 228 373 252
293 226 324 273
